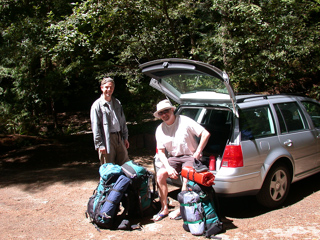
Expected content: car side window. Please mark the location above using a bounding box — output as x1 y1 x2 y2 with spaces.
301 101 320 128
239 106 276 140
275 102 308 133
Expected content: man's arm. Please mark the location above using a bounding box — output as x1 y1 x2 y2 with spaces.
90 102 105 151
193 129 211 160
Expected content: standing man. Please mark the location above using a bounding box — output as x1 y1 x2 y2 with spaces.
152 99 210 221
90 77 130 166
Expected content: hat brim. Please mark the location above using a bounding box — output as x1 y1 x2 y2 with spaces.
153 106 176 118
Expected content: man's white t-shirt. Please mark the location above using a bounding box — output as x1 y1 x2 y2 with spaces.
155 115 205 157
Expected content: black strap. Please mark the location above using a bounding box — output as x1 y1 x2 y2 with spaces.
104 188 123 205
122 163 137 178
186 168 195 182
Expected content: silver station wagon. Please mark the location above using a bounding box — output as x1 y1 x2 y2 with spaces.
140 58 320 208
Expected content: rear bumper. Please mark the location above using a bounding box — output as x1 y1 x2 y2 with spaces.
155 158 262 197
212 168 262 196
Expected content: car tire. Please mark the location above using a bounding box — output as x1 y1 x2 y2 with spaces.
256 164 291 208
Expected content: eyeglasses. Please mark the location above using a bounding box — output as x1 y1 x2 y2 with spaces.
158 109 170 116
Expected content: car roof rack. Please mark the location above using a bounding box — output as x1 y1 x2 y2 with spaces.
236 93 308 103
236 94 268 103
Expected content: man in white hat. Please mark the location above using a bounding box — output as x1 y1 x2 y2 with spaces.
152 99 210 221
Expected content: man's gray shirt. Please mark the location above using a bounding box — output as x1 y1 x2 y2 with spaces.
90 95 128 153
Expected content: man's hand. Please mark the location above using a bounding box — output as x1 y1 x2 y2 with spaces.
124 139 130 149
193 151 202 160
99 148 106 154
157 148 178 179
167 166 179 179
193 129 210 160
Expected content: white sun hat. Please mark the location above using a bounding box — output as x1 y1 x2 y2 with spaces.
153 99 176 118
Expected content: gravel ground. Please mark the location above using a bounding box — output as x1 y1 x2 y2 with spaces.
0 134 319 239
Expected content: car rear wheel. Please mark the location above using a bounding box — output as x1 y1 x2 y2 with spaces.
256 164 291 208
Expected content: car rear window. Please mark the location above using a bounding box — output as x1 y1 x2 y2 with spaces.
239 106 276 140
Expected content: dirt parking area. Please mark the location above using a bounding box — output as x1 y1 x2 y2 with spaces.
0 134 320 239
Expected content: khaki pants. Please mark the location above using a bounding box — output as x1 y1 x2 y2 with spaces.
99 132 129 166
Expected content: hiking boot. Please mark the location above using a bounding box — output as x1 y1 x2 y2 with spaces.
193 159 209 172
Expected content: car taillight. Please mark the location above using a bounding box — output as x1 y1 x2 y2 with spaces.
221 145 243 168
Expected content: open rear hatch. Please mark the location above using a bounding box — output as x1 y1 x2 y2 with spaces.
139 58 237 115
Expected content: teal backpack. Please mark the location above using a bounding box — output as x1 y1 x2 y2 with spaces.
86 163 127 230
179 181 223 238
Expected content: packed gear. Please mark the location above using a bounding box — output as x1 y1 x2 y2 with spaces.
181 166 215 187
86 161 156 230
121 160 156 217
178 180 223 238
86 163 126 230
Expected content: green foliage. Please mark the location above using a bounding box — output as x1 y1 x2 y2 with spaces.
0 0 319 135
209 0 320 94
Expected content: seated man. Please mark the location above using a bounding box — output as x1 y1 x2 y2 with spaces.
152 99 210 221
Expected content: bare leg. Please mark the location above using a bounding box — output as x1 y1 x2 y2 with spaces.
153 168 169 221
181 176 188 191
169 177 187 219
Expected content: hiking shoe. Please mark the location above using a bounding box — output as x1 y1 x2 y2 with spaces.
118 219 131 230
193 159 209 172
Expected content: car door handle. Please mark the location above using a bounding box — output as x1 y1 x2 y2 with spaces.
284 139 293 147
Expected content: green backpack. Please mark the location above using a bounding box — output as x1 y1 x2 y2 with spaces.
121 160 156 217
185 181 223 238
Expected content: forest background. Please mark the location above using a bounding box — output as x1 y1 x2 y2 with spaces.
0 0 319 136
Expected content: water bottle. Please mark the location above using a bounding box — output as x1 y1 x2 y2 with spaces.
216 155 222 171
209 155 216 171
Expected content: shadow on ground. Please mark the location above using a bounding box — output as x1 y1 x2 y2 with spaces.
218 172 320 219
0 133 154 191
